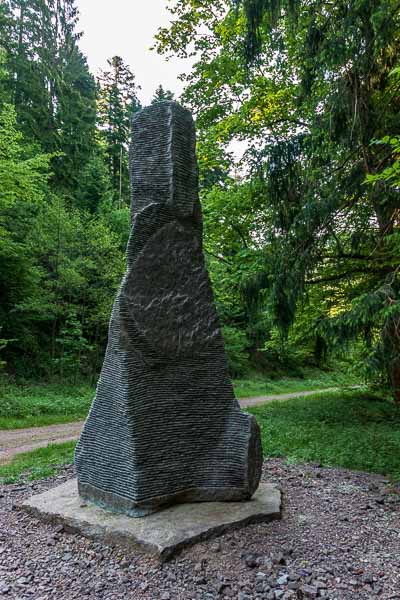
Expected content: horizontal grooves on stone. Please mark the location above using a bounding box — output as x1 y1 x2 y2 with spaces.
75 102 262 515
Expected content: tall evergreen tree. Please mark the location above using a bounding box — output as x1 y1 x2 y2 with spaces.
97 56 141 205
151 84 174 104
1 0 97 195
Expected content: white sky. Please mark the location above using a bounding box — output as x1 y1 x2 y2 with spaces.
76 0 192 105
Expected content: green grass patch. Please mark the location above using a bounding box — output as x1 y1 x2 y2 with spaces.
234 367 359 398
2 389 398 486
248 390 400 481
0 383 93 429
0 441 76 484
0 370 361 429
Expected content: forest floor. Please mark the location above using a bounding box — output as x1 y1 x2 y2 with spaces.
1 387 399 598
0 387 353 466
1 459 400 600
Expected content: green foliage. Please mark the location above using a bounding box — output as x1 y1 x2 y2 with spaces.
0 12 137 383
0 441 76 484
151 84 174 103
75 154 113 213
0 95 126 380
2 0 97 195
367 136 400 189
221 325 250 376
249 390 400 480
156 0 400 397
0 382 93 429
97 56 141 205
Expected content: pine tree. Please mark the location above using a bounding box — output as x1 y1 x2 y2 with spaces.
2 0 97 195
97 56 141 205
151 84 174 104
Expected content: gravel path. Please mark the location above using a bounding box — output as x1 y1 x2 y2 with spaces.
239 387 346 408
0 388 346 465
1 459 399 599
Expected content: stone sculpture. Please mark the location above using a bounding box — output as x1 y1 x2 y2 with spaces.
75 101 263 517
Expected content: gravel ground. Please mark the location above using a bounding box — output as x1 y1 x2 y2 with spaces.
1 459 399 600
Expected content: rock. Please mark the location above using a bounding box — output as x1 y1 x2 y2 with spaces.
272 553 286 566
75 101 263 517
161 593 171 600
288 581 299 590
301 584 318 598
21 480 281 561
276 574 288 586
0 586 11 595
54 525 64 534
244 555 258 569
257 557 273 571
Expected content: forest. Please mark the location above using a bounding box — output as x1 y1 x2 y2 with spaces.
0 0 399 400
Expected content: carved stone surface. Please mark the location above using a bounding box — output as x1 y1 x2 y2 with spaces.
75 101 263 517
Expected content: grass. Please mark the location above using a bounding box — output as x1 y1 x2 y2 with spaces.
2 388 399 486
248 390 400 482
233 367 360 398
0 369 360 430
0 441 76 484
0 382 93 429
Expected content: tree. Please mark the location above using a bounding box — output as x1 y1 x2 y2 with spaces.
151 84 174 104
75 153 112 213
156 0 400 395
0 101 53 374
97 56 141 205
1 0 97 195
0 48 126 380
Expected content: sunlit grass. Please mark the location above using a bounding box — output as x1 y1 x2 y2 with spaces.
248 390 400 481
234 367 360 398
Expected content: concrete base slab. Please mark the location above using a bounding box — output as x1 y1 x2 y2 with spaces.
21 480 281 560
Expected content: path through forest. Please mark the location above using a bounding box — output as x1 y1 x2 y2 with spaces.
0 387 346 464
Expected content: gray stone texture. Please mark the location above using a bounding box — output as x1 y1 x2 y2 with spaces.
75 101 263 517
21 480 281 561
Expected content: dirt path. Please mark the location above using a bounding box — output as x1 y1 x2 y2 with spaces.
0 386 347 464
0 422 84 465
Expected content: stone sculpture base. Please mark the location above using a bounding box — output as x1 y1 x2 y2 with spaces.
21 480 281 561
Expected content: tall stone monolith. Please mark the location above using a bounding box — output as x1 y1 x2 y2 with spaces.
75 101 263 517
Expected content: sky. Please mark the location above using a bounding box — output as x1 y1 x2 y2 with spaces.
77 0 192 105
